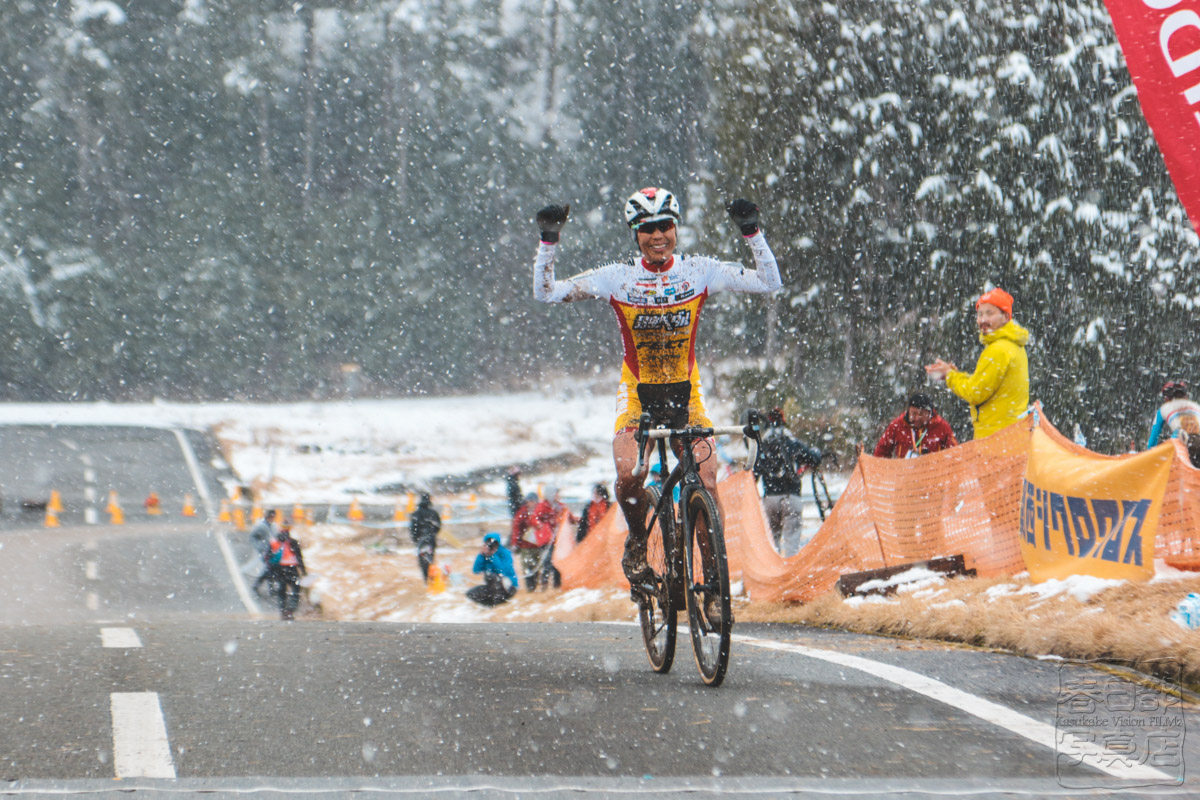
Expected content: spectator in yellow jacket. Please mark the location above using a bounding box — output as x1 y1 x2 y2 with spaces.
924 287 1030 439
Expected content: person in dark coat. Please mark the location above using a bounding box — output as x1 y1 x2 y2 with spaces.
576 483 611 543
505 467 524 517
409 493 442 582
753 408 822 556
873 394 958 459
268 523 307 620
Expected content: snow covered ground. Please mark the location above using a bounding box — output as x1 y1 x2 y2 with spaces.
0 389 624 506
0 388 844 624
0 385 791 508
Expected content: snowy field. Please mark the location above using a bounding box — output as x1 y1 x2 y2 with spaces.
0 385 767 509
0 390 617 504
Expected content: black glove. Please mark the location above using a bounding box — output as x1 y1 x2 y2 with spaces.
536 204 570 244
725 198 760 237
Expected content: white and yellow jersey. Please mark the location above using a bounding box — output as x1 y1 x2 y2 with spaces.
534 233 781 431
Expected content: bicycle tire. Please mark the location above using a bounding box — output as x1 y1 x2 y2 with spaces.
638 485 677 673
683 488 732 687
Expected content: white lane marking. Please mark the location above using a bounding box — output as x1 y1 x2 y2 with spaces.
84 486 97 501
100 628 142 648
214 528 261 617
110 692 176 778
172 428 260 616
172 427 215 519
84 468 97 483
85 561 98 580
736 634 1173 782
81 453 93 467
85 507 98 525
85 592 100 611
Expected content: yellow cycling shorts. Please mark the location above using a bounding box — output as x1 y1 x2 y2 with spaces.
614 378 712 434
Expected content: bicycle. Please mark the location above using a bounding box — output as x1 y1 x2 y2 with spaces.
630 410 761 687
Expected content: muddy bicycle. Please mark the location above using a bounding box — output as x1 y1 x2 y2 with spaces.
630 410 761 687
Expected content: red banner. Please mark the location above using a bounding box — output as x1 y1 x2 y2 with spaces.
1102 0 1200 234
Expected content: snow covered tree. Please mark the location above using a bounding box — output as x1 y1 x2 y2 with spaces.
705 0 1200 449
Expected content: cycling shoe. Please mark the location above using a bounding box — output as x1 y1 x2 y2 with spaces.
703 595 730 629
621 538 649 581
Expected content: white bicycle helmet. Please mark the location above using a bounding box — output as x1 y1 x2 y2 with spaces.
624 187 681 229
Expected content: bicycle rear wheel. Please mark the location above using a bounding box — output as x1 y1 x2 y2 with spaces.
637 485 677 674
684 488 732 687
812 470 834 521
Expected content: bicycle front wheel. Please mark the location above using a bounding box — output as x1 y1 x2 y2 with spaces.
638 485 677 674
684 488 732 687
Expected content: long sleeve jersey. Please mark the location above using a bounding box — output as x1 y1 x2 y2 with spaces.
533 234 781 389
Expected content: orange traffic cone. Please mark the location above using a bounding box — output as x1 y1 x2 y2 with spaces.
467 493 478 511
441 502 452 520
427 562 447 594
250 504 263 523
393 501 406 522
293 504 305 524
218 499 232 522
48 490 63 512
144 492 163 516
405 492 416 514
44 505 60 528
232 507 247 532
348 497 365 522
106 491 124 525
182 494 197 517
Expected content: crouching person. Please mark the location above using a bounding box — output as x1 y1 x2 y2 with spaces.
467 533 519 607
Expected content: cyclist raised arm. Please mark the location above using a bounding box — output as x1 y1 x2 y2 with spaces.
532 187 782 584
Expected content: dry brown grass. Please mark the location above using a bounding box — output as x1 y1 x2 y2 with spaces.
301 522 1200 687
736 574 1200 687
303 522 635 624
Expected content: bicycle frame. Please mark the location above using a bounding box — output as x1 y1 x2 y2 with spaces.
631 411 761 686
634 414 761 596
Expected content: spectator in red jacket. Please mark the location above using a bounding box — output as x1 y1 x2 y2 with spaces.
531 488 577 590
874 394 958 459
511 493 543 590
576 483 611 542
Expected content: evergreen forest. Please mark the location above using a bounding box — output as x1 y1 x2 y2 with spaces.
0 0 1196 451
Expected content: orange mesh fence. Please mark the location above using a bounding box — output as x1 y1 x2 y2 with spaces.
554 501 629 590
1148 439 1200 568
553 410 1200 601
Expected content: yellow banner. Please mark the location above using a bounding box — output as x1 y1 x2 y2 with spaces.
1020 427 1174 583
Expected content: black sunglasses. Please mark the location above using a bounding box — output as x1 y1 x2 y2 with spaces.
636 219 676 234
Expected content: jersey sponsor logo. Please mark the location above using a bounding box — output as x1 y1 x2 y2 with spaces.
632 309 692 331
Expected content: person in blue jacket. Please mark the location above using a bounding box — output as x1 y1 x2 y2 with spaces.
467 532 519 607
1148 380 1200 466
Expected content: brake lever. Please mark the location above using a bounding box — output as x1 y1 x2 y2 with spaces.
632 413 652 478
743 409 762 471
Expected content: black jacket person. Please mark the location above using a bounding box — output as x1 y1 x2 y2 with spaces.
409 494 442 581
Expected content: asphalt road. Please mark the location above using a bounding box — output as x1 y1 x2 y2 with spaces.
2 425 1199 798
0 424 223 527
